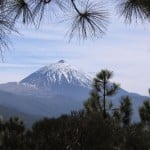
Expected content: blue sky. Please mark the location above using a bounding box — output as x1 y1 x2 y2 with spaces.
0 12 150 96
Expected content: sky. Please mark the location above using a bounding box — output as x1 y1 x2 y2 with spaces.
0 7 150 96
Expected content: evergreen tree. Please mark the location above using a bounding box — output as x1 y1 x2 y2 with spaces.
120 96 132 127
112 108 122 125
1 117 25 150
1 112 150 149
94 69 119 119
85 69 119 119
139 89 150 124
139 101 150 123
84 90 102 115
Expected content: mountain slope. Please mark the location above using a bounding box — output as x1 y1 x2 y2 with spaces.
0 90 83 118
0 82 39 96
0 104 41 127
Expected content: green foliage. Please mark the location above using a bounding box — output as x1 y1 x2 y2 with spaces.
84 69 119 119
139 100 150 123
0 84 150 149
27 113 120 150
112 108 122 124
123 124 150 150
84 90 102 114
139 90 150 124
120 96 132 127
0 117 25 150
0 110 150 149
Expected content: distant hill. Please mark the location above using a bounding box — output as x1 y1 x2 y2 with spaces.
0 90 83 122
0 104 41 127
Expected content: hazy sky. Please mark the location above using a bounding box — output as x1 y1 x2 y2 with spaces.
0 11 150 95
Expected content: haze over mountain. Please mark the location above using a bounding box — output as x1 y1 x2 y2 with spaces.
0 60 149 124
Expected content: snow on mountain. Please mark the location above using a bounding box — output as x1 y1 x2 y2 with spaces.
20 60 92 99
21 60 92 88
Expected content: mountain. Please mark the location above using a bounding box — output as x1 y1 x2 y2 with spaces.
0 60 92 125
0 60 92 99
21 60 92 89
20 60 92 99
0 60 149 123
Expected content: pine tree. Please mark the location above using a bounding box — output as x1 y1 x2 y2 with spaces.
84 69 119 119
84 90 102 115
1 117 25 150
139 89 150 124
139 101 150 123
120 96 132 127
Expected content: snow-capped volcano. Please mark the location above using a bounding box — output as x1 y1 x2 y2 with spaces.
21 60 92 89
20 60 92 98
